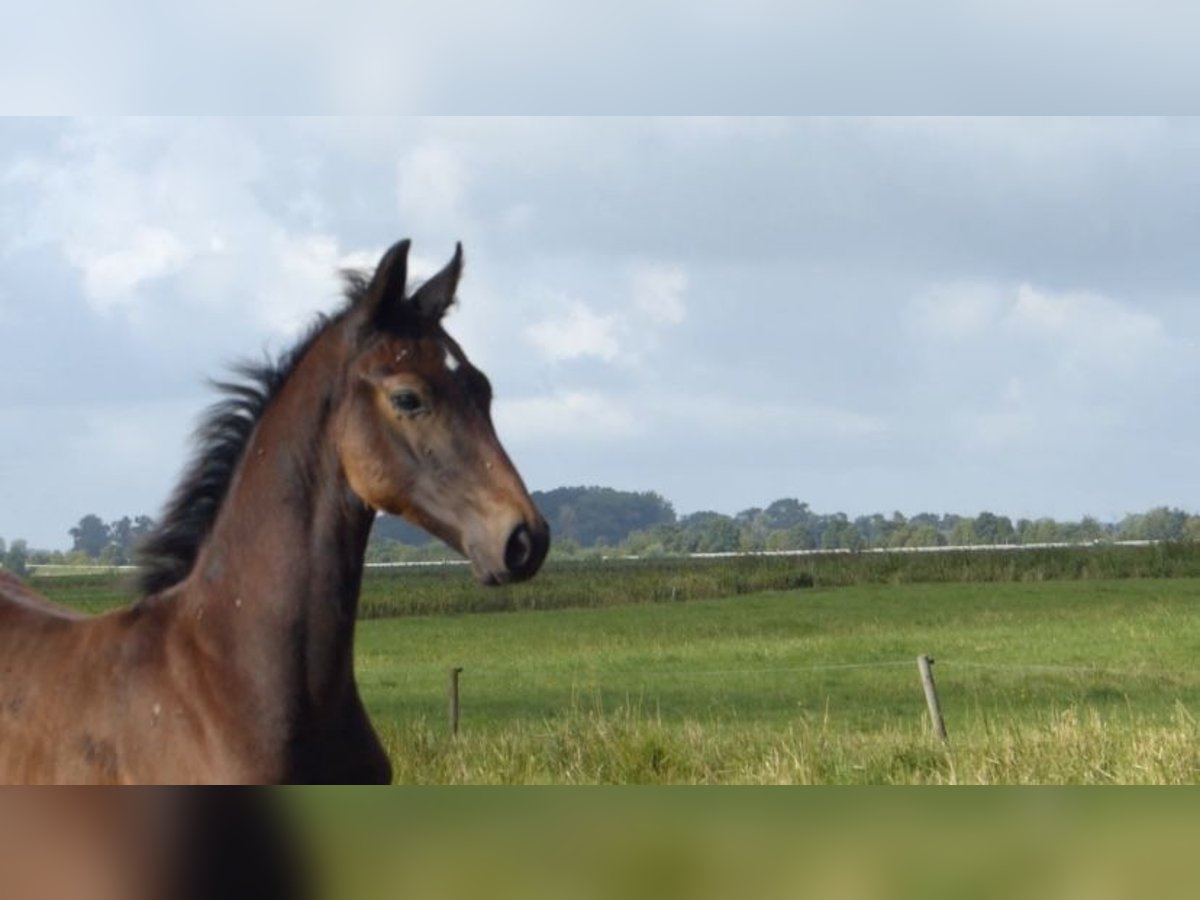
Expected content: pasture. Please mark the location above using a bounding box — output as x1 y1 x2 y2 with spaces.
31 548 1200 783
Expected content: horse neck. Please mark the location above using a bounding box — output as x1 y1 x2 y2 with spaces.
181 327 375 707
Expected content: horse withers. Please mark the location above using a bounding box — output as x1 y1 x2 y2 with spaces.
0 239 549 784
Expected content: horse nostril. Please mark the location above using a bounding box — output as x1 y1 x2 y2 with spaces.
505 524 535 574
504 522 548 580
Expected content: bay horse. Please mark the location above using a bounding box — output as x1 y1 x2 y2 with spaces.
0 239 549 784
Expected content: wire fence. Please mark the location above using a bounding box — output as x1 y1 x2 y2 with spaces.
421 654 1198 741
421 658 1189 682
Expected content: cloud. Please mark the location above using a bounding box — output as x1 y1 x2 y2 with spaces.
910 280 1169 377
253 233 372 335
1008 282 1166 375
74 226 190 310
906 279 1183 459
496 390 639 441
525 299 621 362
3 119 367 338
523 261 689 366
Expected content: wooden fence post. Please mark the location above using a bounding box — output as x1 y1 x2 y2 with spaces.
448 666 463 737
917 655 948 743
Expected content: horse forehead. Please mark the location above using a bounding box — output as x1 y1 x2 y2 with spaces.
415 335 468 372
371 334 467 374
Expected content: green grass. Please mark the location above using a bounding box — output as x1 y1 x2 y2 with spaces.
25 571 135 615
353 579 1200 783
356 580 1200 729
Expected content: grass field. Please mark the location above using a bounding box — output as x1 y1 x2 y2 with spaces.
356 579 1200 783
27 548 1200 783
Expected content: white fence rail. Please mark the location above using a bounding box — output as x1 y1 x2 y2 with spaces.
12 539 1165 576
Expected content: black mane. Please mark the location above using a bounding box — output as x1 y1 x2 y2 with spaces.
135 301 352 597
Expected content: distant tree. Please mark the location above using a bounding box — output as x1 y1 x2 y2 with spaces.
107 519 133 564
1018 518 1061 544
949 518 977 546
5 539 29 576
821 514 863 550
99 543 123 566
738 527 766 553
1117 507 1189 542
906 525 945 547
734 507 769 551
935 513 959 535
0 537 6 560
763 530 791 552
673 511 733 553
1141 507 1189 542
761 499 812 531
1185 517 1200 543
972 511 1016 545
69 514 112 559
852 512 906 548
109 515 155 563
1076 516 1107 543
853 515 878 546
909 512 942 530
762 524 813 552
536 487 676 547
734 507 764 527
626 523 685 555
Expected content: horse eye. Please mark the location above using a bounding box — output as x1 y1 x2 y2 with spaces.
390 390 426 416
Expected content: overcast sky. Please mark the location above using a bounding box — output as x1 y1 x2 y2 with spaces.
2 116 1199 549
5 1 1200 113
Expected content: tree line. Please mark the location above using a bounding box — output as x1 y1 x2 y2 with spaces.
364 487 1200 562
3 490 1200 574
0 514 154 575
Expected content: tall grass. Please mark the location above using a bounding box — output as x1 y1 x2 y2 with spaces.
355 542 1200 618
373 703 1200 784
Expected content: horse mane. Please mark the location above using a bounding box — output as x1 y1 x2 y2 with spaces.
135 276 372 597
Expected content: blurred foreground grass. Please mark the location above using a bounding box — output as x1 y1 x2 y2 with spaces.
286 789 1200 900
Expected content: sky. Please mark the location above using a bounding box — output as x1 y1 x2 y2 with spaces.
2 117 1199 549
4 1 1200 113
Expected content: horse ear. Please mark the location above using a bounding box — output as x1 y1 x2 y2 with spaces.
410 242 463 321
364 238 411 319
